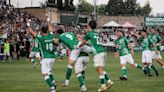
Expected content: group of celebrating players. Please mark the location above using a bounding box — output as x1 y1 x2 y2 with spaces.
26 19 163 92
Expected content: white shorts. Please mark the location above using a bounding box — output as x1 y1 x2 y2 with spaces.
93 52 106 67
151 51 162 60
4 52 10 56
142 50 152 63
69 45 94 63
69 48 81 62
75 56 89 74
29 51 40 58
119 54 134 65
41 58 55 74
61 49 66 55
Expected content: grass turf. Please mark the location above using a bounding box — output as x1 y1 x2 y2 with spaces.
0 52 164 92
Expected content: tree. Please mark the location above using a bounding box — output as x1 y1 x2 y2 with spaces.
124 0 138 15
105 0 152 16
97 4 106 14
77 0 93 13
105 0 124 15
141 2 152 16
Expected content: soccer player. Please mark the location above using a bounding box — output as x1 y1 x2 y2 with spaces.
74 34 90 92
27 24 56 92
76 21 113 92
55 29 93 87
138 30 159 76
150 28 164 68
75 51 89 92
3 39 10 62
114 30 143 80
29 35 41 68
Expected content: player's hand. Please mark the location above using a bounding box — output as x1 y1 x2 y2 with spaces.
74 46 79 49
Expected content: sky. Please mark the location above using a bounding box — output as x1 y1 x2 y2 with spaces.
9 0 164 15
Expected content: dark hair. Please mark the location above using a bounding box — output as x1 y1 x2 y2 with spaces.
141 29 147 33
41 25 48 33
151 27 156 30
89 21 97 29
117 29 124 33
57 29 64 34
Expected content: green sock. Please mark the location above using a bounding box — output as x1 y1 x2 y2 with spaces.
122 67 127 77
31 59 36 65
45 76 54 87
99 75 105 85
146 66 151 75
135 64 143 69
66 65 73 80
150 64 158 73
81 71 85 80
103 71 110 81
49 73 55 85
77 74 85 87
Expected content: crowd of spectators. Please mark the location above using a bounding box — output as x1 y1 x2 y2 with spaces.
0 4 163 61
0 5 44 60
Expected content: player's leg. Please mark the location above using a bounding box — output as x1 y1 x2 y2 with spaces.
127 54 147 75
41 59 56 92
29 52 37 68
7 52 10 62
94 52 113 92
142 51 152 76
33 52 41 68
75 57 88 92
128 54 142 69
49 59 56 86
147 51 159 76
62 49 81 87
3 52 6 62
119 55 128 80
102 53 113 88
152 51 164 68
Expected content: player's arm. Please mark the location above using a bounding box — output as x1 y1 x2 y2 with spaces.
30 42 34 51
124 38 134 55
156 35 162 46
48 19 55 32
27 27 37 37
114 44 119 58
149 37 158 54
26 19 37 37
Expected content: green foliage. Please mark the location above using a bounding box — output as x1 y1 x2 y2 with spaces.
105 0 152 16
77 0 94 13
97 4 106 14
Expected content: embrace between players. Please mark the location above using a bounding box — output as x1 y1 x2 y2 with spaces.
26 19 163 92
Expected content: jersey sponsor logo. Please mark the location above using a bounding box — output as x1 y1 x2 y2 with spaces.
45 39 54 42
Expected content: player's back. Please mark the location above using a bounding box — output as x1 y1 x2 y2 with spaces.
58 32 79 50
37 32 55 58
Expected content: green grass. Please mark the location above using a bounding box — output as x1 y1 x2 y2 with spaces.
0 52 164 92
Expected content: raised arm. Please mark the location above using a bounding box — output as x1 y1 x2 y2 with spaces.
47 18 55 32
27 27 37 37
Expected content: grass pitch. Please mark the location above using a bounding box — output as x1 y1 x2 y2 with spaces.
0 52 164 92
